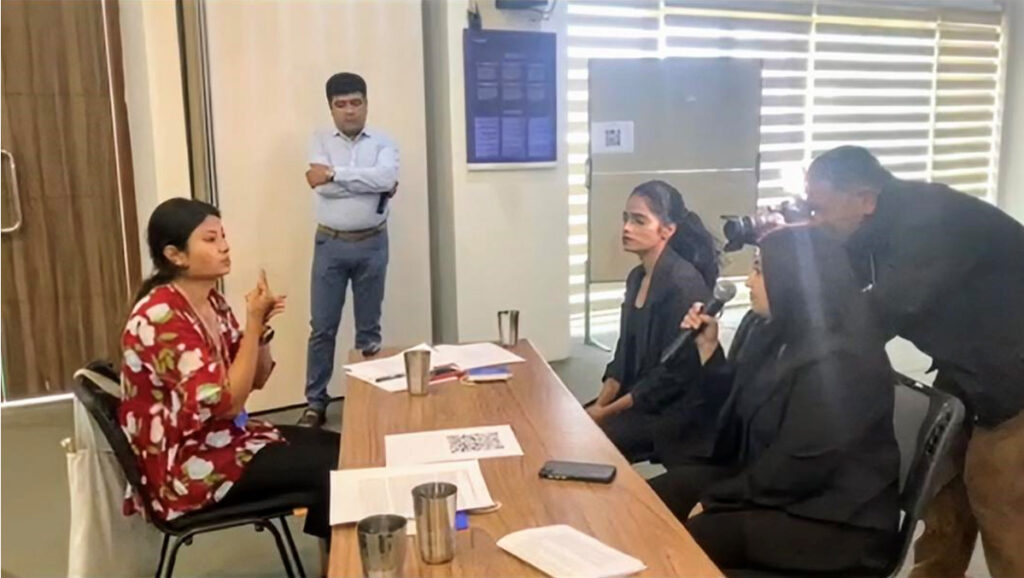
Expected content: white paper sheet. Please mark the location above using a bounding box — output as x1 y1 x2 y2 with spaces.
343 344 459 391
385 425 524 466
329 460 495 525
345 343 523 393
497 525 647 578
368 376 411 393
434 343 525 371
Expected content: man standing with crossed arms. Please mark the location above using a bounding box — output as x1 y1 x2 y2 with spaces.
298 72 399 428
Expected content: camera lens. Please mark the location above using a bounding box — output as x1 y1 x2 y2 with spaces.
722 216 758 252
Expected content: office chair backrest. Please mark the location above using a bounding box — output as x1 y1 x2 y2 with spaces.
888 375 965 576
71 362 171 532
892 382 930 492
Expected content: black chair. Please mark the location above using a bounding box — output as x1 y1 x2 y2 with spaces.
883 374 966 577
72 361 314 578
721 374 966 578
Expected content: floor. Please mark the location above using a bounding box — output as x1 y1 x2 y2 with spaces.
0 313 990 577
2 403 338 578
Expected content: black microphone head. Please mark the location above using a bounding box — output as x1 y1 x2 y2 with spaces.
660 280 737 365
704 280 737 317
713 280 738 303
660 279 737 365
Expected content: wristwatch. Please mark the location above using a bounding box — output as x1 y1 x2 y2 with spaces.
325 168 335 181
259 326 275 345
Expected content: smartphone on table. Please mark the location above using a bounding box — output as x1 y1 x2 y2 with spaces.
539 460 617 484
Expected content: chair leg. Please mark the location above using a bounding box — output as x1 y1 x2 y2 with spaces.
154 534 170 578
280 516 307 578
260 520 296 578
164 536 191 578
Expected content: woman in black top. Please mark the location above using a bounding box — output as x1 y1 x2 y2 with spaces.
649 226 900 575
586 180 722 463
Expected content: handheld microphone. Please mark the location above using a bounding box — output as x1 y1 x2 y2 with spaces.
659 280 738 364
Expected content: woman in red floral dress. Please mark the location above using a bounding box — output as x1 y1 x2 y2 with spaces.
120 198 339 542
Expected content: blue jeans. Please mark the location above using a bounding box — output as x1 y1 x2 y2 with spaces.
305 228 388 411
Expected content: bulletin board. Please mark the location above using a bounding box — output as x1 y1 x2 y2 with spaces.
588 58 763 282
463 28 557 168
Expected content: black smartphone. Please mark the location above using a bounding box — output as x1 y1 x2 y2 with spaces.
539 460 617 484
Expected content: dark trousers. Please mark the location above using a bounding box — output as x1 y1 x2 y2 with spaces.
649 463 733 518
689 509 893 576
305 229 388 411
650 465 893 576
601 406 656 463
218 425 340 539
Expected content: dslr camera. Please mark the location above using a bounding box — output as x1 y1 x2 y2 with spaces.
721 198 811 252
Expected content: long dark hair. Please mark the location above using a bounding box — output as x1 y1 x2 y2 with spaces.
630 180 720 287
134 198 221 304
729 227 893 458
733 226 887 403
759 226 884 357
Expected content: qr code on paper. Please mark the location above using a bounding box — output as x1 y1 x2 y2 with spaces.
604 128 621 147
446 432 505 454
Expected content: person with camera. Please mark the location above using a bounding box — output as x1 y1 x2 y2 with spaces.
585 180 723 463
648 226 900 575
804 145 1024 578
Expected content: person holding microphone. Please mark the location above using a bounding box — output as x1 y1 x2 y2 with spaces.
649 227 900 576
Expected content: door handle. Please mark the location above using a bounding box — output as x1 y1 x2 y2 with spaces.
1 149 24 234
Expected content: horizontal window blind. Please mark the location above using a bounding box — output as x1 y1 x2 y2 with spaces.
567 0 1004 337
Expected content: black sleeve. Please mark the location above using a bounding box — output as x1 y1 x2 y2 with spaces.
604 269 642 383
630 273 709 412
703 354 878 509
602 302 627 383
698 348 741 461
699 346 731 395
872 193 986 323
631 347 700 413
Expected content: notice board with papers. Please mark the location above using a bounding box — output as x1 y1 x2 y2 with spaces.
463 28 557 168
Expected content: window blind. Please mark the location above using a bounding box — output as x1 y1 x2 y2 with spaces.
567 0 1004 336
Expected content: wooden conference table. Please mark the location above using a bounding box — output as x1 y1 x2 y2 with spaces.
328 340 722 577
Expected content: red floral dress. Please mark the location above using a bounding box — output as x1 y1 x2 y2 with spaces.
119 285 283 521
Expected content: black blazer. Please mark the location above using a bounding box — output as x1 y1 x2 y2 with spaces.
701 330 901 532
652 311 764 467
846 179 1024 427
603 247 711 413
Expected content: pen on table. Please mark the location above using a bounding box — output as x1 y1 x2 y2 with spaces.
373 365 458 383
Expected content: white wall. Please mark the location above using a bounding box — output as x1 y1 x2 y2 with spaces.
204 0 433 411
427 0 571 360
999 0 1024 222
119 0 192 271
122 0 572 414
